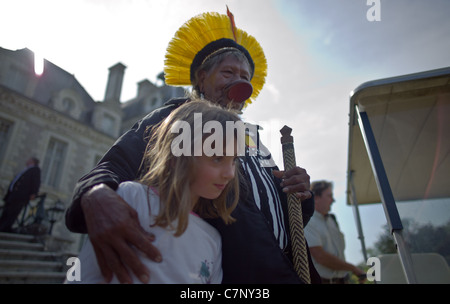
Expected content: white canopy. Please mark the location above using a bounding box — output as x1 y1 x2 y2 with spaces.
347 67 450 206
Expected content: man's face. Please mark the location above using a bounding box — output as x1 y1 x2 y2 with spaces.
315 187 335 215
198 55 251 110
26 158 34 167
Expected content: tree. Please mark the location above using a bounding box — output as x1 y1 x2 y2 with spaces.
368 219 450 265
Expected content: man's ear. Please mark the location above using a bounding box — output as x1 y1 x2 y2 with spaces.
197 69 206 93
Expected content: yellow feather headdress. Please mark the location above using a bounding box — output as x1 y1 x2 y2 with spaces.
164 8 267 107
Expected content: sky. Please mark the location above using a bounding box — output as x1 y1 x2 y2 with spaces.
2 0 450 266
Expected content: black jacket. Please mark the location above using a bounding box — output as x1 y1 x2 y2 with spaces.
4 166 41 202
66 98 321 284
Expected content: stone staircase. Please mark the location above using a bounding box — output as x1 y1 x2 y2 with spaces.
0 231 75 284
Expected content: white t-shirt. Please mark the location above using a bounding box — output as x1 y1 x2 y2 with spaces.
304 212 347 279
70 181 223 284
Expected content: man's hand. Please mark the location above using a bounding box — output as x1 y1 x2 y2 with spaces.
273 166 312 201
81 183 162 284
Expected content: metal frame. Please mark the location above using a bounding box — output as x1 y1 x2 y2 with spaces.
347 66 450 283
355 106 417 284
348 171 368 262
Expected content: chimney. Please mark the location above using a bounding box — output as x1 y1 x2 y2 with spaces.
104 62 126 103
137 79 156 97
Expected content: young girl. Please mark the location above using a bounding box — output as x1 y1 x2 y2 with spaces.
69 100 241 284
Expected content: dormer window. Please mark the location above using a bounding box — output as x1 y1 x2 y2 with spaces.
62 97 75 112
51 89 83 119
101 112 116 135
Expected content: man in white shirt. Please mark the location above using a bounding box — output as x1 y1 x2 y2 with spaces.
304 180 366 284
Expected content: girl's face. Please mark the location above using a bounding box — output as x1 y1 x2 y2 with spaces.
190 154 237 204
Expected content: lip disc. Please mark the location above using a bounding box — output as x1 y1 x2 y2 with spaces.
226 80 253 103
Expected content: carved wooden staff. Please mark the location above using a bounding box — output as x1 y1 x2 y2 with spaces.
280 125 311 284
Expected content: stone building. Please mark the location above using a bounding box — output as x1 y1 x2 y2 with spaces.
0 46 185 251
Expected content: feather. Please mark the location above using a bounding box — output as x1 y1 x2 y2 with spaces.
163 9 267 107
226 5 237 42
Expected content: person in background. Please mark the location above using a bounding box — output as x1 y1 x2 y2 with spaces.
0 157 41 232
305 180 366 283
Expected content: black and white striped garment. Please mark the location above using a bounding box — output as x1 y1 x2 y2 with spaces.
241 127 289 251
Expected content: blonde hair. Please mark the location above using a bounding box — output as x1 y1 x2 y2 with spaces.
139 100 241 236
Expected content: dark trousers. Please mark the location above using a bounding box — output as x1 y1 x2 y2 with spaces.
0 198 28 232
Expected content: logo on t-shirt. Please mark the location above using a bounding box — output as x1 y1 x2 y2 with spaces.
199 260 213 284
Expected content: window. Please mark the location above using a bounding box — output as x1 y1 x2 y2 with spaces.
101 112 116 136
42 137 67 188
62 97 75 113
51 89 82 119
0 118 14 163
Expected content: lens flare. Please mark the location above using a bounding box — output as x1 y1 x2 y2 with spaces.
34 52 44 76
